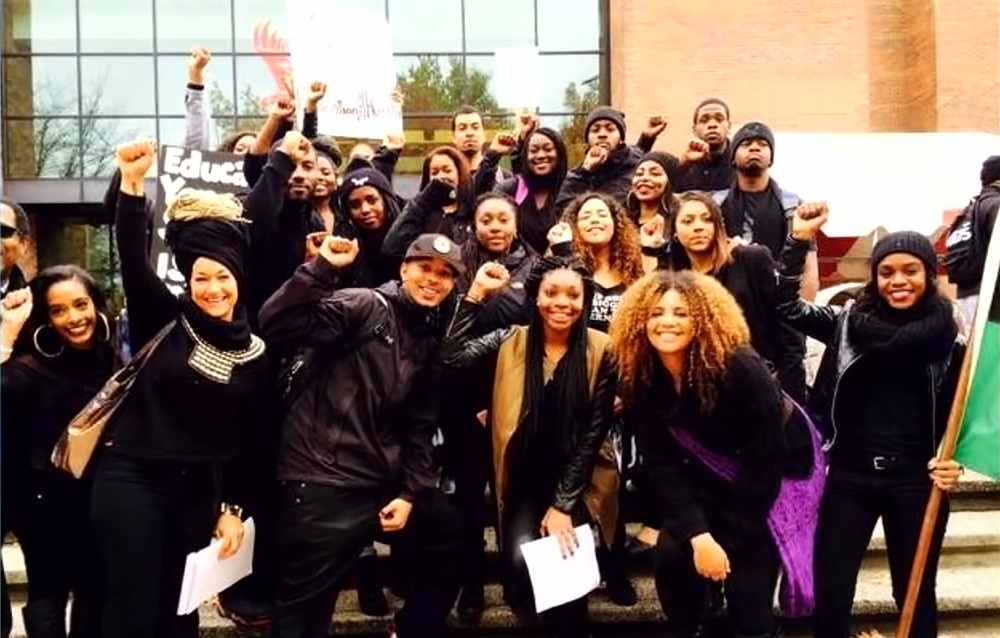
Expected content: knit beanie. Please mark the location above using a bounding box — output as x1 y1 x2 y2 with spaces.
730 121 775 165
585 107 627 141
980 155 1000 187
870 230 938 279
638 151 680 178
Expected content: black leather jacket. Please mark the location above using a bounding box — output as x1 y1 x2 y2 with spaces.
777 236 964 451
441 299 617 514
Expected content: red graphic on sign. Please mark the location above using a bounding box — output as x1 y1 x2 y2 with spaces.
252 20 294 111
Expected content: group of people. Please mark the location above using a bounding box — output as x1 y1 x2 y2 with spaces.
1 44 995 638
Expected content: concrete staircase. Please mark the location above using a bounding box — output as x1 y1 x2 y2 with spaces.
5 474 1000 637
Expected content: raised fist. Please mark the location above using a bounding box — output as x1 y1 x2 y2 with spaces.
115 139 157 180
384 132 406 151
790 202 829 241
644 115 668 138
279 130 311 163
306 81 326 107
582 145 609 172
271 97 296 121
682 138 710 164
1 287 33 331
489 132 518 155
640 215 667 249
516 110 539 140
547 221 574 246
471 262 511 296
304 231 328 262
318 236 360 269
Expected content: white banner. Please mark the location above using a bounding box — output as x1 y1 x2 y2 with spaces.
287 0 402 139
493 46 540 111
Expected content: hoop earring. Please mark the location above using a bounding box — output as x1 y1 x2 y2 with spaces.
33 325 65 359
97 312 111 343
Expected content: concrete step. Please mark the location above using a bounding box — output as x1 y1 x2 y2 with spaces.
4 508 999 589
6 550 998 637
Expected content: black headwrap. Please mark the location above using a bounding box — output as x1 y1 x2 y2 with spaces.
164 218 251 288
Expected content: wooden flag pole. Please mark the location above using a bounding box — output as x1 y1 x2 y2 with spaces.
894 332 976 638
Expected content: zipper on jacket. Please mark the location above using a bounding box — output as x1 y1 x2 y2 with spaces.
828 353 862 451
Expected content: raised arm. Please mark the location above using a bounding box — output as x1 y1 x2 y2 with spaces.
382 179 453 259
440 263 515 370
115 140 179 351
257 236 372 352
183 47 213 150
776 204 841 344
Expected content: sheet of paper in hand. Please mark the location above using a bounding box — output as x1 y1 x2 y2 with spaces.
519 524 600 613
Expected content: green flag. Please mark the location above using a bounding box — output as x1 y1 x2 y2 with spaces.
953 223 1000 480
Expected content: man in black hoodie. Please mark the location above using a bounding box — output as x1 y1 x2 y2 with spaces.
259 233 465 638
713 121 821 404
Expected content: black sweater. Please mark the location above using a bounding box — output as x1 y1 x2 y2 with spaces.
2 347 116 472
628 347 813 554
112 193 270 463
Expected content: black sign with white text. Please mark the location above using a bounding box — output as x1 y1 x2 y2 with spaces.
152 146 248 295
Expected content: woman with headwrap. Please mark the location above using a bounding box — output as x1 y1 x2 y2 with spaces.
441 256 619 638
92 140 270 638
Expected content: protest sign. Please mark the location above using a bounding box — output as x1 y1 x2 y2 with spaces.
493 46 540 111
152 146 248 296
287 0 402 139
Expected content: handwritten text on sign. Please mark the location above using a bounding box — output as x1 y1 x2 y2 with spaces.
152 146 248 296
287 0 401 139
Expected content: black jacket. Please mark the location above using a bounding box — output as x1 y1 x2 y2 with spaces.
382 179 475 260
242 151 326 328
776 236 964 449
627 347 814 553
440 299 617 514
554 141 656 212
258 258 443 498
1 265 28 299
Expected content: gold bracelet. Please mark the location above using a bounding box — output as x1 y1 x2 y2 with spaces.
220 503 244 519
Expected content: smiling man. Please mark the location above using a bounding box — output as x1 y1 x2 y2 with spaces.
257 233 465 638
0 197 29 299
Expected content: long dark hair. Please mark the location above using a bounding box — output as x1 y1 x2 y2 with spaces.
520 127 569 192
518 255 595 454
419 146 473 216
12 265 118 362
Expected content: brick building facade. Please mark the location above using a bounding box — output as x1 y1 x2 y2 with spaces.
608 0 999 154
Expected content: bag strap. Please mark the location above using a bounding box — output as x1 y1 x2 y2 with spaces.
119 320 176 378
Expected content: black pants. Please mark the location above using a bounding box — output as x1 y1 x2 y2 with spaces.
445 416 495 593
269 483 462 638
90 451 218 638
18 470 102 638
654 529 780 638
814 466 948 638
503 499 590 638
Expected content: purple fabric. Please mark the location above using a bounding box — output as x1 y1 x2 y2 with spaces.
668 398 826 618
514 175 530 206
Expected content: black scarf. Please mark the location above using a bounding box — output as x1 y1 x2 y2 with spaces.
847 290 957 364
178 295 253 350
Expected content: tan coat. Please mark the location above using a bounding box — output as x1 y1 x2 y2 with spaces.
490 326 620 547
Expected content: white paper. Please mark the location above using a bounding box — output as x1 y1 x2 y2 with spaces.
519 524 600 613
493 46 540 110
287 0 402 139
176 518 256 616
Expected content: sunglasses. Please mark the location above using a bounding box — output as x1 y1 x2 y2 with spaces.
0 225 17 239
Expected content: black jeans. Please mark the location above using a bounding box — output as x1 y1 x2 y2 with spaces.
503 499 590 638
269 483 462 638
654 529 780 638
813 465 948 638
90 450 218 638
18 470 102 638
444 415 495 593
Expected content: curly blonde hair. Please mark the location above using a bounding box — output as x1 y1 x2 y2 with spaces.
561 192 645 286
609 269 751 414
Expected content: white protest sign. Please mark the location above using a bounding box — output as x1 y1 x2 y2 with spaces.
287 0 402 139
493 46 540 111
152 146 248 296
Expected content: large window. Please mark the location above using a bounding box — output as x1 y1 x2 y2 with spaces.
2 0 609 182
